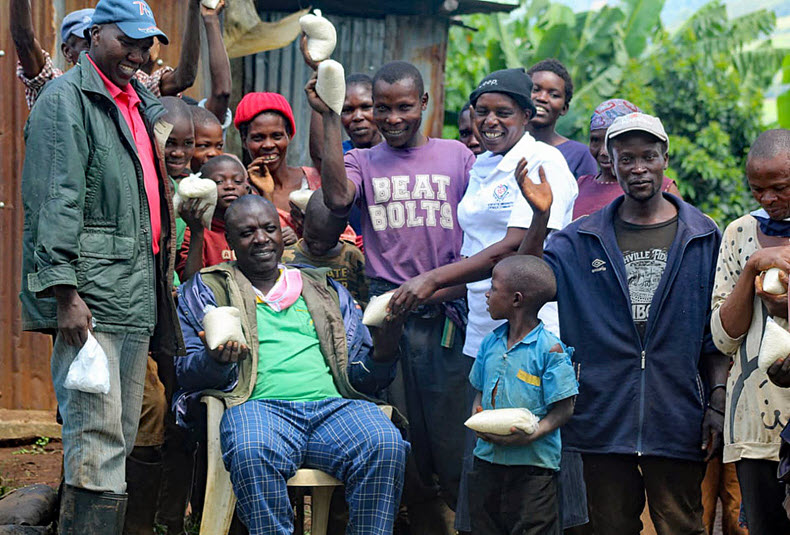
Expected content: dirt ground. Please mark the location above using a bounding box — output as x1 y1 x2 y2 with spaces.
0 438 725 535
0 438 62 496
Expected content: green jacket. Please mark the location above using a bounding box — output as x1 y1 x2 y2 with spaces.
20 53 184 356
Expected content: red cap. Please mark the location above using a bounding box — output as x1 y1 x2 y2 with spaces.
234 92 296 136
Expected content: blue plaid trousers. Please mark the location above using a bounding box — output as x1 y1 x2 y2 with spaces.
220 397 408 534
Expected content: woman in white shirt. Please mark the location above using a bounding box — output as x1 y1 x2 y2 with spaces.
392 67 582 532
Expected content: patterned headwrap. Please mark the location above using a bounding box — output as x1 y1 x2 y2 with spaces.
590 99 641 131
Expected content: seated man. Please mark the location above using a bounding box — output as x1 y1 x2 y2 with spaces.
174 194 408 534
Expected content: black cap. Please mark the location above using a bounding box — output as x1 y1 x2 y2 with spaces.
469 68 537 117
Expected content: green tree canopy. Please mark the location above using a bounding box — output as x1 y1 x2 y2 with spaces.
446 0 788 226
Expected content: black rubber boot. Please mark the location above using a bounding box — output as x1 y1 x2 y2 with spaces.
57 485 127 535
123 447 163 535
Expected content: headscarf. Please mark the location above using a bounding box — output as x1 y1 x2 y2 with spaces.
590 98 641 131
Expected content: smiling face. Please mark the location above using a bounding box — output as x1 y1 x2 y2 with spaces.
458 107 483 156
191 122 224 172
372 78 428 149
164 117 195 178
588 128 614 178
89 24 153 88
610 132 668 203
747 153 790 220
473 92 529 155
529 70 569 128
243 112 290 172
341 83 380 149
226 200 284 281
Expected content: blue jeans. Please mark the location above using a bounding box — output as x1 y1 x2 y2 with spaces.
51 331 150 492
219 398 408 535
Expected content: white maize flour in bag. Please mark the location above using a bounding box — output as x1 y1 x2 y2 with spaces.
64 331 111 394
762 268 787 295
203 305 247 350
289 189 314 212
363 292 394 327
758 317 790 372
299 10 337 62
173 172 218 230
464 408 540 435
316 60 346 116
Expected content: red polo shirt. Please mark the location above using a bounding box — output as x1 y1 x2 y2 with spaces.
87 54 161 254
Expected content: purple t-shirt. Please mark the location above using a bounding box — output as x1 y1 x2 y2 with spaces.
557 140 598 180
345 138 474 285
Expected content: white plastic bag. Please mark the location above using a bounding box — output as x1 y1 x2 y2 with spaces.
464 408 540 435
203 305 247 350
363 292 394 327
173 172 218 230
758 317 790 372
64 332 111 394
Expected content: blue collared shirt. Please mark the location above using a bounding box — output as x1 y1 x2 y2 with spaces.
470 322 578 469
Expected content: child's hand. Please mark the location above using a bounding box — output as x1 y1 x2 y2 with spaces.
476 427 536 447
181 197 210 231
282 226 298 246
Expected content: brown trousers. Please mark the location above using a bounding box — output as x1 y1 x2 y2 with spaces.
701 457 747 535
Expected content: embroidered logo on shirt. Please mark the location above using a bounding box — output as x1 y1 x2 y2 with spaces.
493 183 509 201
591 258 607 273
517 369 541 386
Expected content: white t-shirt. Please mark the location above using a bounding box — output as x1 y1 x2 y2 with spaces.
457 132 578 357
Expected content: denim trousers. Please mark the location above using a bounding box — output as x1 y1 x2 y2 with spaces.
51 331 150 492
219 398 409 535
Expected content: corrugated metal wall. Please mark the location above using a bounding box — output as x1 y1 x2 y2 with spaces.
242 11 449 167
0 0 198 410
1 1 448 410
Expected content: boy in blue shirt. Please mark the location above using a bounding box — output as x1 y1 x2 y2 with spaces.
469 255 578 534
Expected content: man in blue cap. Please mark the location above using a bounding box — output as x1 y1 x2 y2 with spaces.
20 0 184 532
10 0 204 109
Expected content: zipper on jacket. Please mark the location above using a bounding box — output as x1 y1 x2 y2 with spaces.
636 350 647 455
584 228 649 457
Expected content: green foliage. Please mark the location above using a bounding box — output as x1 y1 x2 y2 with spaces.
445 0 788 227
779 55 790 128
13 436 51 456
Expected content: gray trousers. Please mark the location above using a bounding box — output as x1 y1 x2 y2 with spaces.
51 331 149 492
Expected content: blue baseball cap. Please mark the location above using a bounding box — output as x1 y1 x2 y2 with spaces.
91 0 169 44
60 8 93 43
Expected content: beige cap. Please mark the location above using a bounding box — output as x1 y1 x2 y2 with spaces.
605 112 668 148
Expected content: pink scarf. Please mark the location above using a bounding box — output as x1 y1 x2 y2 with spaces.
256 266 303 312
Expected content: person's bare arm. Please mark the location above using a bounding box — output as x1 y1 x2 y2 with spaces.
179 199 210 281
201 0 231 122
700 350 728 461
304 75 356 212
389 228 526 315
158 0 201 96
310 110 324 171
10 0 45 78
